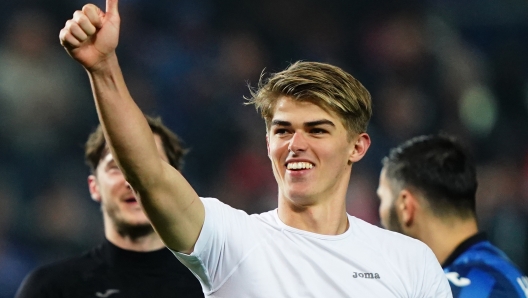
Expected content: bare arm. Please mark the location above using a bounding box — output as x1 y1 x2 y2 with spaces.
59 0 204 253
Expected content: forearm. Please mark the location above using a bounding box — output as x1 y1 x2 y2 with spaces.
86 54 205 252
87 54 160 186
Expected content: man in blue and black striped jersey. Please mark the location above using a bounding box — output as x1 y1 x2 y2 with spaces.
377 134 528 298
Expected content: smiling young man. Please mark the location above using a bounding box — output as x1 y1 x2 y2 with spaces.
56 0 452 296
15 117 203 297
378 134 528 298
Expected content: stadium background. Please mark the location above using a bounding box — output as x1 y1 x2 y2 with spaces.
1 0 527 296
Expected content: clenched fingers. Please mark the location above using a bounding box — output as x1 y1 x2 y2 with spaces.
61 18 89 46
69 19 89 42
59 27 81 48
73 10 97 36
82 4 104 29
59 5 103 48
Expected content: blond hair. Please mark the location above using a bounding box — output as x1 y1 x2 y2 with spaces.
247 61 372 137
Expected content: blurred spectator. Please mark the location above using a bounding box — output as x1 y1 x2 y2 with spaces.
24 180 103 264
0 9 94 200
0 172 34 298
479 160 528 274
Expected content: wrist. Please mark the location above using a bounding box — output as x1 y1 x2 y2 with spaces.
86 52 119 74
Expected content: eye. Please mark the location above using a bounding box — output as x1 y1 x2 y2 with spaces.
273 128 290 135
310 128 327 134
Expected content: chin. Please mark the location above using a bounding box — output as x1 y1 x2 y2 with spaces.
117 213 150 227
125 217 151 227
123 211 149 222
115 220 154 237
285 190 317 206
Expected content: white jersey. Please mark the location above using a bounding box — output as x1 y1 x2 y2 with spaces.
173 198 452 298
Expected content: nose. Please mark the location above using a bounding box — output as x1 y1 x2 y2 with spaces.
288 132 308 153
125 181 132 189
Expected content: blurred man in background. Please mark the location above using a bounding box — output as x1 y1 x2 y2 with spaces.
16 116 204 297
378 133 528 297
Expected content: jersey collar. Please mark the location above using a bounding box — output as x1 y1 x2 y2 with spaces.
442 232 488 268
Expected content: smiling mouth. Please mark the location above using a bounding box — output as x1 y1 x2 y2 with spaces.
286 162 314 170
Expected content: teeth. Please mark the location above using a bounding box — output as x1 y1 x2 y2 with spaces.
287 162 314 170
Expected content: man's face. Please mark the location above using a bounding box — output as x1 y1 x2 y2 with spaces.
267 96 359 205
377 168 405 234
88 134 169 231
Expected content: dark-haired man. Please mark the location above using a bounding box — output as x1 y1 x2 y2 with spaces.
378 134 528 297
16 116 204 297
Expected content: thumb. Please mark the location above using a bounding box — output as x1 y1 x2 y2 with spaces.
106 0 119 15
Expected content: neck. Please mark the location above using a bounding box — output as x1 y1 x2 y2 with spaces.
105 221 165 252
278 193 349 235
277 164 352 235
414 215 478 264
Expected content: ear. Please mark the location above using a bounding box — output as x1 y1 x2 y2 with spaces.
348 133 371 163
88 175 102 203
397 189 418 227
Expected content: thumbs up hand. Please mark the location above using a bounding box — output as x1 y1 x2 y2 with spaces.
59 0 121 71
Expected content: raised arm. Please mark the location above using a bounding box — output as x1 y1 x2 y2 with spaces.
59 0 204 253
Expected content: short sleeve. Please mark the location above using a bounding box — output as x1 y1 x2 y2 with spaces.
172 197 268 294
418 245 453 298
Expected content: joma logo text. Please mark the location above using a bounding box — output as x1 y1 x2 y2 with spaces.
353 272 380 279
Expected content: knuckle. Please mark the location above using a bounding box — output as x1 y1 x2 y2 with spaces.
82 4 97 14
72 10 82 18
65 19 74 29
73 10 86 22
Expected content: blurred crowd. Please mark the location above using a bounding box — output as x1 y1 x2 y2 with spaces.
1 0 527 296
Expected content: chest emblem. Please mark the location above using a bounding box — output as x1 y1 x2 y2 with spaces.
445 272 471 287
352 272 381 279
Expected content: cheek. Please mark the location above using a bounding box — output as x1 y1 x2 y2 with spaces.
378 199 391 223
101 176 125 194
321 142 350 164
268 141 286 162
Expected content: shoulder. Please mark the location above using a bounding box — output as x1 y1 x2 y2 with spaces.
348 217 440 273
446 265 527 298
200 196 277 225
18 249 98 291
445 242 528 297
349 216 427 251
200 197 248 217
448 241 525 277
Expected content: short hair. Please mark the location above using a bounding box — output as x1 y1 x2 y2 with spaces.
246 61 372 137
382 134 477 219
85 116 188 174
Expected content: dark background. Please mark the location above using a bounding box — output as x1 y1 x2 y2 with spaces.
1 0 527 296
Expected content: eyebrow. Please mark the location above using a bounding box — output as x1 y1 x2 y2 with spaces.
271 119 336 128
